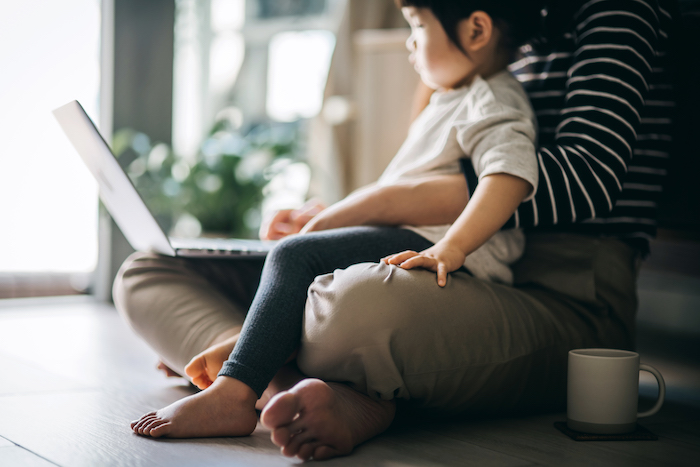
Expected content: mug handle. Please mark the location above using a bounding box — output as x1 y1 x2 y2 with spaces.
638 363 666 418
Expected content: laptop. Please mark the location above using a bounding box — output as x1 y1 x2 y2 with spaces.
53 100 275 258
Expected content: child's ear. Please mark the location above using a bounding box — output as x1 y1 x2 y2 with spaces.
459 11 494 52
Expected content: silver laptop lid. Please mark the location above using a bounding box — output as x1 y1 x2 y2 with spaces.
53 100 176 256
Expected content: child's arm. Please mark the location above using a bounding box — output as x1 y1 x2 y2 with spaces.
383 173 532 287
260 199 326 240
300 174 469 233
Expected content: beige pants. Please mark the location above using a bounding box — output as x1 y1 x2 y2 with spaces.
113 232 639 415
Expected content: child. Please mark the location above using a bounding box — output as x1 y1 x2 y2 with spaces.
298 0 543 286
379 0 542 285
130 0 545 455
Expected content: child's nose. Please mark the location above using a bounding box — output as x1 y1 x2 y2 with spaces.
405 34 416 52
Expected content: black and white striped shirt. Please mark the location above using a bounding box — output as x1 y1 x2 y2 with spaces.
503 0 675 254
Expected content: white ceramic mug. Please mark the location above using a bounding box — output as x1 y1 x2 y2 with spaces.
567 348 665 434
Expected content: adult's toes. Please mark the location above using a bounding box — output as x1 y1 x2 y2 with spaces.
270 426 292 447
297 441 322 461
261 392 299 428
313 445 343 461
271 417 306 445
282 431 315 457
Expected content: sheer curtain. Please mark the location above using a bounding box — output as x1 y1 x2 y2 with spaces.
0 0 100 297
306 0 417 202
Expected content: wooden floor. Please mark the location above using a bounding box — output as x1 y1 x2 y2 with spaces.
0 296 698 467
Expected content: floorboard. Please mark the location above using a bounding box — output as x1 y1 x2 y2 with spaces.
419 412 700 467
0 446 58 467
0 436 15 448
0 352 89 396
0 297 698 466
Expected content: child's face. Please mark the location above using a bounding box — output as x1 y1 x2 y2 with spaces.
402 7 474 90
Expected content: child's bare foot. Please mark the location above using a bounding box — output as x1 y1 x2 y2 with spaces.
184 334 240 389
130 376 258 438
261 378 396 461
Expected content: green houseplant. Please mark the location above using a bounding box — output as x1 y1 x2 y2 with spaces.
111 116 304 239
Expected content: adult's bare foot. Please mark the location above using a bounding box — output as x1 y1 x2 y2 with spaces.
184 334 240 389
130 376 258 438
260 378 396 461
255 363 306 411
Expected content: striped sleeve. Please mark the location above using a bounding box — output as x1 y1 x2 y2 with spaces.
510 0 660 228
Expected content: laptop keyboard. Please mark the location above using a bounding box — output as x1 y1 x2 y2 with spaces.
169 237 274 255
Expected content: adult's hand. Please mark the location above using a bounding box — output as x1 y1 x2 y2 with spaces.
259 199 326 240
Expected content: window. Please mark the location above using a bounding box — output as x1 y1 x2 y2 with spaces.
119 0 343 239
0 0 100 297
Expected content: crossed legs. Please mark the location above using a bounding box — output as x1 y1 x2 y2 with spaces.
258 234 638 459
114 233 638 460
116 227 432 458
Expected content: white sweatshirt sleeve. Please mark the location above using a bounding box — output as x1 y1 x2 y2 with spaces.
455 74 539 201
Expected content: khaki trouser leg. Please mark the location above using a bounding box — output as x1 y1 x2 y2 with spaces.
297 233 639 415
113 252 263 375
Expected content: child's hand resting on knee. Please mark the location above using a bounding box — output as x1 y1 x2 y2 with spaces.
382 240 466 288
383 174 534 287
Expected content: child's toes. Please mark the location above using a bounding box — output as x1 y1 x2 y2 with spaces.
184 356 204 378
149 421 172 438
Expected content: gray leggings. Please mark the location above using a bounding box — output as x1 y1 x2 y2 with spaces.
219 226 433 396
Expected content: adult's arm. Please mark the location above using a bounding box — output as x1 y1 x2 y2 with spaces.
507 0 660 228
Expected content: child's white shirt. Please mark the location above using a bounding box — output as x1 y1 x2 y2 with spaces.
378 70 539 284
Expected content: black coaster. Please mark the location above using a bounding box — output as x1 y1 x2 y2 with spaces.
554 421 658 441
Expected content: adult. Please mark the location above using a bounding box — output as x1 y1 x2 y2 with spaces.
115 0 674 460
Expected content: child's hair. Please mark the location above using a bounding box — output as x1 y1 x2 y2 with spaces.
396 0 545 53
